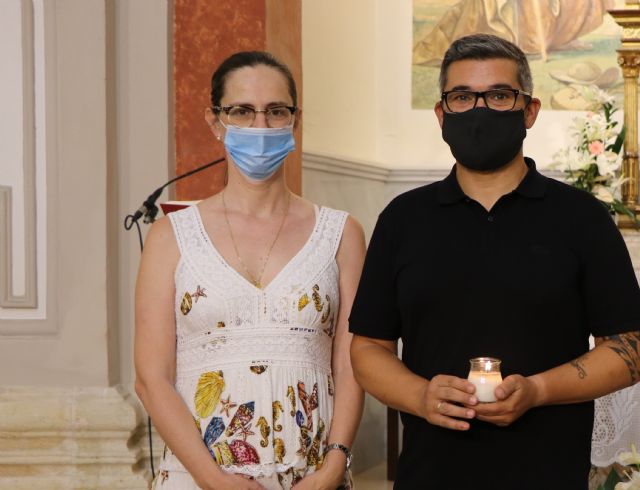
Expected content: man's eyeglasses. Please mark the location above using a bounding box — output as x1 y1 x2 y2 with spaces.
441 88 531 113
213 105 297 128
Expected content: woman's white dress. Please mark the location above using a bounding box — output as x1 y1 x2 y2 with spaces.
152 204 351 490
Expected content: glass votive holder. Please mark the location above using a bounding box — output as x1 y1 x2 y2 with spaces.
468 357 503 402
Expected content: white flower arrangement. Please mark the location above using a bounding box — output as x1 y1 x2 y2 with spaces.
615 445 640 490
550 85 636 222
597 444 640 490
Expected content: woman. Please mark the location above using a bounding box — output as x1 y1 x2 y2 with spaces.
134 51 365 490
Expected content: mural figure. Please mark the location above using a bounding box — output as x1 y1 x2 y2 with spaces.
414 0 615 66
412 0 621 110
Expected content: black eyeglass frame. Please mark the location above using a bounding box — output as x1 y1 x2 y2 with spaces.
212 104 298 127
440 88 532 113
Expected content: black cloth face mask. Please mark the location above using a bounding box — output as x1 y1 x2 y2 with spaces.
442 107 527 171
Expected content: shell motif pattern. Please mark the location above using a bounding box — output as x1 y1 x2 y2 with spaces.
298 293 310 311
224 402 255 438
312 285 324 312
321 295 331 324
298 381 319 431
194 371 225 419
212 440 260 466
204 401 261 466
306 419 326 468
256 416 271 448
180 292 192 315
249 365 267 375
273 437 286 463
272 401 284 432
191 285 207 302
203 417 226 457
287 386 297 416
297 426 311 457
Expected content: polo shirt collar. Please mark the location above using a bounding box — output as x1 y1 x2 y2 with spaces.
514 157 547 198
436 157 547 205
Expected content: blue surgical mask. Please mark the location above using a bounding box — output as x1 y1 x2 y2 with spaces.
223 125 295 181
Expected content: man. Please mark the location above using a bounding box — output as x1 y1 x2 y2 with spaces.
350 33 640 489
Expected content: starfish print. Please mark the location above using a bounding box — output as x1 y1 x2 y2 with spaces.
239 423 255 441
191 285 207 302
219 395 237 417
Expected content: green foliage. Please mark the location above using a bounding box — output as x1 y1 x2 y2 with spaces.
596 467 622 490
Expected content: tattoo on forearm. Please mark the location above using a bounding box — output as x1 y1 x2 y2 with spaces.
602 332 640 384
570 356 588 379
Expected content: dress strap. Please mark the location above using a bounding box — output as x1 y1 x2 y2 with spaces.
167 205 199 256
319 207 349 259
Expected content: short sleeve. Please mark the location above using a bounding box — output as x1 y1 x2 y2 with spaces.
579 199 640 337
349 210 402 340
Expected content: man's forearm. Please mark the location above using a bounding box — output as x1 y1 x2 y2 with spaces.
350 336 429 418
533 331 640 406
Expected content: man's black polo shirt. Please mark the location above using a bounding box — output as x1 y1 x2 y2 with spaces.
349 159 640 489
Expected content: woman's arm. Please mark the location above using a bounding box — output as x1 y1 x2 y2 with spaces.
134 217 263 490
298 216 366 489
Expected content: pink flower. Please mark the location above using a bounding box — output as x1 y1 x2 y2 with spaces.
589 140 605 156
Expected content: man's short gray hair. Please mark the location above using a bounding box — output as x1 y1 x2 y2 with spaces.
439 34 533 94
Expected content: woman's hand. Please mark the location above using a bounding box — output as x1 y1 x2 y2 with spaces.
294 451 347 490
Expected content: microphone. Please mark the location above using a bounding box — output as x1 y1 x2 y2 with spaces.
131 187 163 223
125 156 226 228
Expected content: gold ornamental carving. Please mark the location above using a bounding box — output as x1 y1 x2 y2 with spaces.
623 27 640 40
609 7 640 228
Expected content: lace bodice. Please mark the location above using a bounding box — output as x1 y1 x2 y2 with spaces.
160 204 348 482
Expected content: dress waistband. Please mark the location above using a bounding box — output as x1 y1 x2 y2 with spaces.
176 325 333 375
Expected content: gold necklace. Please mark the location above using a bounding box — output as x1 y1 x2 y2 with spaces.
221 191 291 289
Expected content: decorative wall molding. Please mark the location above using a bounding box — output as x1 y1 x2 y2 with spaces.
0 0 38 309
0 386 148 489
303 151 565 188
303 152 390 182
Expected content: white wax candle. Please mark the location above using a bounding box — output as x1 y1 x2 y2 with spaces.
468 371 503 402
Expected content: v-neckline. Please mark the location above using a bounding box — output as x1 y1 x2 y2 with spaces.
192 203 321 293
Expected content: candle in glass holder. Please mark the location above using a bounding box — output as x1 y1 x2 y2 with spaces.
468 357 503 402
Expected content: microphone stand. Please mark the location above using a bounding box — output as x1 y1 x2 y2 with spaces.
123 156 225 478
125 156 226 229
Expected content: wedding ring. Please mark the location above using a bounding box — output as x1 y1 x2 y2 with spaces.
436 401 444 412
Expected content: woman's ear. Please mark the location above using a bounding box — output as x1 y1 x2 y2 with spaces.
205 107 222 140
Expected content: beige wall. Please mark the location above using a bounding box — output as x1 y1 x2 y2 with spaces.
301 1 378 162
301 0 625 170
0 0 112 387
0 1 168 486
111 0 170 388
0 0 168 389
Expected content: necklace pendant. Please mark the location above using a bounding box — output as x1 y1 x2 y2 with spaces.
254 280 262 289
